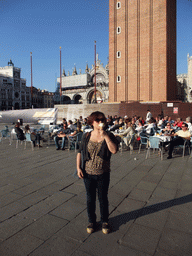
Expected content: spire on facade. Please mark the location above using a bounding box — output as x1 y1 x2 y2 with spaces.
105 56 109 74
85 63 89 73
68 70 70 76
62 68 66 76
96 53 101 66
72 65 77 75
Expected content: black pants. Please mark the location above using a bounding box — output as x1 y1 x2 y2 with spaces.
84 172 110 224
168 137 186 157
35 134 41 145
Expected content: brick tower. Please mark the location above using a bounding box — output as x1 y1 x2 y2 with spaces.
109 0 176 102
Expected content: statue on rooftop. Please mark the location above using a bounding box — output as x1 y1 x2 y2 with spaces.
8 59 14 66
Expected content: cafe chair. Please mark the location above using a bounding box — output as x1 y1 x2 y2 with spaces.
146 136 163 160
173 138 191 158
68 132 83 152
24 133 34 151
138 136 148 154
0 128 11 145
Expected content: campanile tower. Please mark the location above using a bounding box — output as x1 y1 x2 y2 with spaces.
109 0 176 102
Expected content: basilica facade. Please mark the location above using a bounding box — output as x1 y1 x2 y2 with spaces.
55 54 109 104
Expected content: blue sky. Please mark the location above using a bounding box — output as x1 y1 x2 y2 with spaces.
0 0 191 92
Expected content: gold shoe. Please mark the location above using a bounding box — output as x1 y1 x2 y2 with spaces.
87 223 95 234
102 223 110 234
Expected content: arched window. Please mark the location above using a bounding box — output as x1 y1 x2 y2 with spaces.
117 51 121 58
117 26 121 34
117 75 121 83
117 2 121 9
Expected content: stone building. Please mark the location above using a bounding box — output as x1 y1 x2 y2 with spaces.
0 61 54 110
177 74 188 102
55 54 109 104
31 88 54 108
41 90 54 108
176 54 192 103
109 0 177 102
0 60 31 110
187 54 192 102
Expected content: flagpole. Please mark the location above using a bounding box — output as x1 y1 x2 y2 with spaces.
30 52 33 108
94 41 96 103
60 46 62 104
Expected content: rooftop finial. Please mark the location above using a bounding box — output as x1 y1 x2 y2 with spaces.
85 62 89 73
72 65 77 75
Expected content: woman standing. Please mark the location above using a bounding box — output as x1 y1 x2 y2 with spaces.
76 111 118 234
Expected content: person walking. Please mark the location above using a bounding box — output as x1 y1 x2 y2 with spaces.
76 111 118 234
146 109 152 123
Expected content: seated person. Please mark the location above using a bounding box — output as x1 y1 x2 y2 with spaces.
109 119 120 132
67 123 82 149
15 122 25 141
119 118 124 128
116 121 134 149
140 119 155 137
160 123 174 136
24 124 42 147
167 123 191 159
159 122 174 148
82 118 88 126
186 117 192 134
54 122 71 150
161 116 169 129
131 119 136 132
107 116 114 127
67 120 76 132
173 117 183 129
168 116 174 126
135 121 144 136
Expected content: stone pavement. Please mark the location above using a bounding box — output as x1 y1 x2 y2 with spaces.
0 138 192 256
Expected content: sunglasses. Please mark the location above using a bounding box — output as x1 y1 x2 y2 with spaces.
95 118 105 123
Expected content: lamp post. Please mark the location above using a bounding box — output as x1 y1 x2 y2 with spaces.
60 46 62 104
94 41 96 103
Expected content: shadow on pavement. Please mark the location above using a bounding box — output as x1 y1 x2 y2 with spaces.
109 193 192 232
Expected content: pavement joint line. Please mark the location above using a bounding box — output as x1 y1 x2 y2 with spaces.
0 192 77 225
0 205 30 224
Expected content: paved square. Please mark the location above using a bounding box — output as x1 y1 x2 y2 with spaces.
0 137 192 255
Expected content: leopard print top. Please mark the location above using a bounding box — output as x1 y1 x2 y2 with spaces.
85 140 110 175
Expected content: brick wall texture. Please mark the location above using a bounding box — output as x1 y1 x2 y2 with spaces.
109 0 176 103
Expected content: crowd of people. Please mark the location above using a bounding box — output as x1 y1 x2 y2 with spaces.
51 111 192 159
14 122 44 147
14 110 192 158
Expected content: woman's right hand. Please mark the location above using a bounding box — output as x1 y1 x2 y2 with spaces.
77 168 84 179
